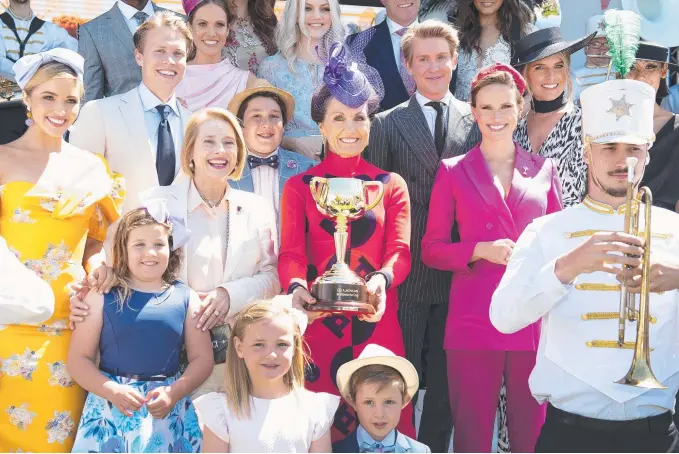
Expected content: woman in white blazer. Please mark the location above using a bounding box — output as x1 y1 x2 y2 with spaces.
70 107 280 397
149 107 280 396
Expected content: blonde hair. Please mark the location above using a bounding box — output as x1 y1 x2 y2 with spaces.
275 0 345 72
402 20 460 66
225 300 307 419
180 108 247 180
22 61 84 99
133 11 193 54
522 52 573 103
111 208 183 310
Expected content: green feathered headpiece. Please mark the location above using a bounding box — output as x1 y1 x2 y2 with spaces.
603 9 641 79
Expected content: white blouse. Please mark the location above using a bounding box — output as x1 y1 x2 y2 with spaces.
194 389 340 452
185 180 229 293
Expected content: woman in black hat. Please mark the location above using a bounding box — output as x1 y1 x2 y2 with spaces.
512 27 595 208
625 41 679 213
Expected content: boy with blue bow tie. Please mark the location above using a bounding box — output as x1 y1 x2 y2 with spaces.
333 344 431 453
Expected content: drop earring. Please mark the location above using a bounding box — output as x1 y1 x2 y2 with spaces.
25 109 33 127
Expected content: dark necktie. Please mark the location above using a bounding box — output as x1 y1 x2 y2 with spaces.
133 11 149 27
155 105 176 186
248 154 279 170
426 101 445 156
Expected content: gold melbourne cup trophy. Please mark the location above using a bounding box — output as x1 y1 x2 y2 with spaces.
308 177 384 314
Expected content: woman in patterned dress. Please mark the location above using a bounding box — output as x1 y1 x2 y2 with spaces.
223 0 278 73
0 49 124 452
278 43 414 443
512 27 595 208
257 0 346 160
453 0 535 102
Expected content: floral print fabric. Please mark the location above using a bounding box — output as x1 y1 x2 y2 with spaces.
71 373 202 453
0 149 124 452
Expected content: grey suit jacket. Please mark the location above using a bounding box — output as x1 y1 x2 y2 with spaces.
78 3 180 103
364 94 480 305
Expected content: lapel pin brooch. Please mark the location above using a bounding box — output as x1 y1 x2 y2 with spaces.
287 160 297 169
522 166 529 176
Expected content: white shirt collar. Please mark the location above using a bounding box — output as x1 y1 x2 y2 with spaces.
249 148 279 159
117 0 155 21
415 90 452 109
386 16 418 36
138 82 180 117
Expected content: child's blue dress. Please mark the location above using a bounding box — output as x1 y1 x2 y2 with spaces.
71 282 202 453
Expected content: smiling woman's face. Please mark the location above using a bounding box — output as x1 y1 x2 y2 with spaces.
318 97 371 157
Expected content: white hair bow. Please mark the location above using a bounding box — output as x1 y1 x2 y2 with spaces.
143 198 192 251
13 48 84 90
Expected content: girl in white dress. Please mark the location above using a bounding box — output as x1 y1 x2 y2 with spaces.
194 299 340 453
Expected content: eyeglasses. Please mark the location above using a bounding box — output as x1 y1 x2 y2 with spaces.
587 41 610 50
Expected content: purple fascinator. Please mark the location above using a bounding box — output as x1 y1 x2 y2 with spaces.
311 42 385 119
323 43 375 108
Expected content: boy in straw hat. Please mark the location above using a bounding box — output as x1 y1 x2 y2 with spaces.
489 77 679 452
333 344 430 453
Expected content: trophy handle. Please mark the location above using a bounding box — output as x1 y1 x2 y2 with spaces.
362 181 384 211
309 177 328 206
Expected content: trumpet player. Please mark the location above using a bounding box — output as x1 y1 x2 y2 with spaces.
490 78 679 453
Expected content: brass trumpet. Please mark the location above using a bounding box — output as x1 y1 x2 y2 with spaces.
615 157 666 389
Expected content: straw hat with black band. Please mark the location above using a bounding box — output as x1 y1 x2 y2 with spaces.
228 86 295 123
511 27 596 69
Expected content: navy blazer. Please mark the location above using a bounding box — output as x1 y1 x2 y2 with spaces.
332 429 431 453
346 20 456 113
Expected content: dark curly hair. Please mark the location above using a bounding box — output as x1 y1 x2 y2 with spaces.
455 0 534 55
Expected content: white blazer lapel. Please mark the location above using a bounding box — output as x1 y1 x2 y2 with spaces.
222 192 249 280
119 89 159 186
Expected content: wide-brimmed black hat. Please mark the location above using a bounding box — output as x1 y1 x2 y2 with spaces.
635 41 679 71
511 27 596 68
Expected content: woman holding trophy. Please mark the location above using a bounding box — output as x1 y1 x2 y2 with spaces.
278 43 414 441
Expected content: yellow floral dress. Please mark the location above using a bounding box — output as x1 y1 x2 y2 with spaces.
0 145 124 452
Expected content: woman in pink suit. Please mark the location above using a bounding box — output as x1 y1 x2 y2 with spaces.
422 63 563 453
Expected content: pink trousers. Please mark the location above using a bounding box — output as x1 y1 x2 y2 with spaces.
446 350 545 453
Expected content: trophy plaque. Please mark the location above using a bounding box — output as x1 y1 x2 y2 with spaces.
307 177 384 314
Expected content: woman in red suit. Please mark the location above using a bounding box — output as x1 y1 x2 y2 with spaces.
278 43 414 442
422 63 563 453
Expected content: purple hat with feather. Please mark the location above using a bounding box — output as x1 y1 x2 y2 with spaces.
311 42 385 119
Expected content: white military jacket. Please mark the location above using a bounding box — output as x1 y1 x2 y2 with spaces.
572 66 610 102
490 197 679 420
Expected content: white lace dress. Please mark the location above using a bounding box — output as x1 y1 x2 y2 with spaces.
193 389 340 453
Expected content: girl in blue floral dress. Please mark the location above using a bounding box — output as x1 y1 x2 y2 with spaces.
66 206 214 453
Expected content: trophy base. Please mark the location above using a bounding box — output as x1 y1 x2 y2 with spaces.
308 282 374 314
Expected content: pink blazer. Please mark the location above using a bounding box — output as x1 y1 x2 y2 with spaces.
422 144 563 351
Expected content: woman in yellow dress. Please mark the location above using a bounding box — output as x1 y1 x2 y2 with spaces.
0 49 124 452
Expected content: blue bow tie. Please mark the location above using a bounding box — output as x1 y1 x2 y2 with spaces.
248 154 279 170
360 441 396 453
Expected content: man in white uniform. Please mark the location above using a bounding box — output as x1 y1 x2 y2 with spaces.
0 0 77 81
571 14 612 102
490 79 679 452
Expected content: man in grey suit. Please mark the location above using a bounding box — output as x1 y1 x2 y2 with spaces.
364 20 480 452
78 0 181 103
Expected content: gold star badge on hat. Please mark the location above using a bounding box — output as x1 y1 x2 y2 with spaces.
607 95 633 121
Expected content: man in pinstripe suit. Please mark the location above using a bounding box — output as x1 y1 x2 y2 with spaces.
364 20 480 452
